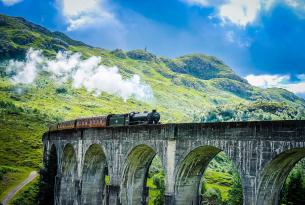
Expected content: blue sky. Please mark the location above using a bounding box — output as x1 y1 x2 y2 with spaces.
0 0 305 97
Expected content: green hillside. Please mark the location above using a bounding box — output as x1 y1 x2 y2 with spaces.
0 14 305 204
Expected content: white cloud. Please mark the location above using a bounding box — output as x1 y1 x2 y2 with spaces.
245 74 305 96
284 82 305 94
219 0 261 26
58 0 119 31
62 0 98 16
1 0 22 6
182 0 211 7
225 30 251 47
245 74 290 88
297 74 305 81
182 0 226 7
264 0 276 10
284 0 305 17
285 0 299 8
225 31 235 43
183 0 265 26
183 0 305 26
6 48 153 101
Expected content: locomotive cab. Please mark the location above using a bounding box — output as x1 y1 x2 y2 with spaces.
107 114 130 127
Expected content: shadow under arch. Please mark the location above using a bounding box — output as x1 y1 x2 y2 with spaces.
174 145 242 205
43 144 48 166
41 144 58 205
81 144 108 205
256 148 305 205
120 144 164 205
59 143 77 205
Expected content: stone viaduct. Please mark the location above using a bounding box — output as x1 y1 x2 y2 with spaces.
42 120 305 205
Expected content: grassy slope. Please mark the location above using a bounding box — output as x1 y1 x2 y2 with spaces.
0 14 305 203
0 166 32 201
9 177 39 205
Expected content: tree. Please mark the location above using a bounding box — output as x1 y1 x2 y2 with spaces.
227 174 243 205
201 187 222 205
152 172 165 205
281 169 305 205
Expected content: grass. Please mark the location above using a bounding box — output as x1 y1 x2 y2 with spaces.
204 169 233 201
0 102 54 168
0 166 32 201
9 177 39 205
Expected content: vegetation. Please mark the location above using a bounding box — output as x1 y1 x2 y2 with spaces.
10 177 39 205
226 173 243 205
195 101 305 123
200 152 243 205
147 156 165 205
281 159 305 205
165 54 246 82
0 13 304 204
0 166 31 201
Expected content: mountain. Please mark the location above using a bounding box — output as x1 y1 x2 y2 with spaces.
0 13 305 203
1 13 305 204
0 14 88 60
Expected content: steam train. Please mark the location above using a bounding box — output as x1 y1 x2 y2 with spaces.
49 110 161 131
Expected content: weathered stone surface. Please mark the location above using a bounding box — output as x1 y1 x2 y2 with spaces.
42 120 305 205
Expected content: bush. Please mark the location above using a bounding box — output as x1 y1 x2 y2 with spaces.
11 178 39 205
0 166 20 180
201 187 223 205
227 174 243 205
152 172 165 205
55 87 67 94
281 160 305 205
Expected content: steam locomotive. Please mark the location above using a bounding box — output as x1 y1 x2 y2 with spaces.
49 110 161 131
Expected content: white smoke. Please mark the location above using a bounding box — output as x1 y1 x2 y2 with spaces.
6 48 153 101
45 51 82 82
6 48 44 84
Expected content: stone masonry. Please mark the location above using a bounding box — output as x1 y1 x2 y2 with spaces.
42 120 305 205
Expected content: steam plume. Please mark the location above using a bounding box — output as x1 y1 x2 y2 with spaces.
6 48 153 101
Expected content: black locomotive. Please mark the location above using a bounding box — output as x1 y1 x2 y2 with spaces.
108 109 161 126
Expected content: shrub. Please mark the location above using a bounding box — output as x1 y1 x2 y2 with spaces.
55 87 67 94
201 187 223 205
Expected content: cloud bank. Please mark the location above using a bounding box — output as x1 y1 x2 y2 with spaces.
246 74 305 97
1 0 22 6
183 0 305 26
6 48 153 101
57 0 120 31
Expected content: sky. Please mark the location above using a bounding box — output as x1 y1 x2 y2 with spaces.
0 0 305 98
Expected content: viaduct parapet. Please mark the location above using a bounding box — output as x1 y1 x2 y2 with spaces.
42 120 305 205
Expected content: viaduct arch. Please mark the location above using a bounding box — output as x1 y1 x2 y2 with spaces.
42 120 305 205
